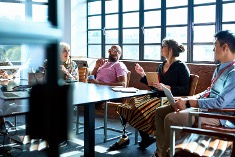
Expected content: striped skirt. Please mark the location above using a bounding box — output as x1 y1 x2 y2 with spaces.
116 95 169 136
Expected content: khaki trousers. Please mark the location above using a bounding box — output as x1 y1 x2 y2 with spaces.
155 105 220 157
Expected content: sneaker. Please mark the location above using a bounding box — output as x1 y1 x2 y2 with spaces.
108 137 130 151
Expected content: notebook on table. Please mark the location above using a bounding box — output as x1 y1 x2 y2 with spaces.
146 72 159 86
0 85 30 99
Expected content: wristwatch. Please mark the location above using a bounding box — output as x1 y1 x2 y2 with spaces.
185 100 191 108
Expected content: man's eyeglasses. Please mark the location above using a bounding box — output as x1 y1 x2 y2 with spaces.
109 48 121 54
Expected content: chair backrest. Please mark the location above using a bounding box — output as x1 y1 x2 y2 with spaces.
126 71 131 87
188 74 199 96
78 67 89 83
169 126 235 157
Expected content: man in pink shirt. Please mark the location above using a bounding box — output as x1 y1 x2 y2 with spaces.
88 45 129 87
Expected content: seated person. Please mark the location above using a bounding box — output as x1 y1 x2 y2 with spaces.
88 45 129 87
38 42 78 82
0 47 19 79
152 30 235 157
109 38 190 151
88 45 129 111
0 47 20 130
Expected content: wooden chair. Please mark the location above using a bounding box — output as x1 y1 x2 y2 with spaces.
76 71 132 143
160 74 199 106
78 67 89 83
169 125 235 157
169 111 235 157
189 109 235 133
75 67 89 134
101 71 132 142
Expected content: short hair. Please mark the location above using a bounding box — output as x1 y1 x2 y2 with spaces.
59 42 70 52
162 38 185 57
214 30 235 53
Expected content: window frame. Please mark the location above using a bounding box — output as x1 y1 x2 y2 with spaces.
86 0 235 64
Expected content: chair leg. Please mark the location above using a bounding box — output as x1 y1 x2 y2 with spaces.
76 106 79 135
103 102 108 143
135 128 138 144
14 116 17 127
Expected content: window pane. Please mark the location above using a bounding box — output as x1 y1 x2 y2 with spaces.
122 45 139 60
223 3 235 22
193 45 214 61
123 1 139 12
123 29 139 44
144 45 161 60
194 0 215 4
123 13 139 27
144 0 161 10
33 0 48 2
105 30 118 44
194 25 215 42
88 1 101 15
166 27 187 43
0 2 25 21
88 45 101 58
105 14 118 28
105 0 118 13
32 5 48 22
88 16 101 29
166 8 187 25
145 11 161 26
222 24 235 33
194 5 215 23
144 28 161 43
0 45 21 62
88 31 101 44
166 0 188 7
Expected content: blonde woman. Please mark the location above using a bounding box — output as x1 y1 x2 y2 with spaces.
42 42 78 82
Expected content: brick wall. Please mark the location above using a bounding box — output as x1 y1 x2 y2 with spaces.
122 60 216 94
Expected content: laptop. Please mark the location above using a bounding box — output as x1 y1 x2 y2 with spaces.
161 83 175 105
0 85 30 99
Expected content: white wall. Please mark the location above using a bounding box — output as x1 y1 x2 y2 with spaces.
71 0 87 57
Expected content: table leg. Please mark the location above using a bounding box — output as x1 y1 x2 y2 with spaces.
84 103 95 157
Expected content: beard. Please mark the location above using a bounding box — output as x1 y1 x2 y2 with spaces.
109 54 118 62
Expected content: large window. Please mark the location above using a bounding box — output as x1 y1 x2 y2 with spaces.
0 0 48 64
87 0 235 63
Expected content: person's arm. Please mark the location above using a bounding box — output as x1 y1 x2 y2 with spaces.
97 75 127 87
197 71 235 109
69 61 79 81
0 70 14 79
91 58 106 76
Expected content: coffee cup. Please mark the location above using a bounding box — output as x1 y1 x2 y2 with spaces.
88 75 95 80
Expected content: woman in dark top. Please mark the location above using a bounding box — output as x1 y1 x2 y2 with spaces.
109 38 190 151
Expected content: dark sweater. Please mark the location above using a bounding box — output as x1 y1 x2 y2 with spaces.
140 60 190 97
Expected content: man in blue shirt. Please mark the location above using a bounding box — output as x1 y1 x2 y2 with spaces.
153 30 235 157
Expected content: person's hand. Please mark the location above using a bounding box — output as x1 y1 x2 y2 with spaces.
172 97 187 112
88 78 100 84
95 58 106 68
60 65 68 75
0 70 9 79
135 63 145 77
152 82 163 90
